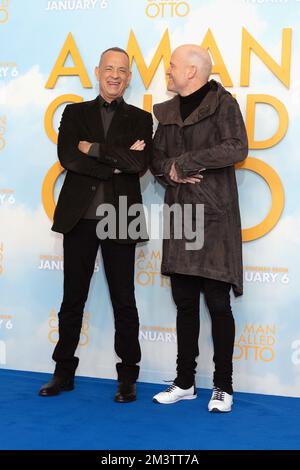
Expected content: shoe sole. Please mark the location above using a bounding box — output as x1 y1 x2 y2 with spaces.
114 397 136 403
38 385 74 397
209 407 232 413
153 394 197 404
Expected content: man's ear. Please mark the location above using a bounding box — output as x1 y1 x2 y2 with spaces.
187 65 197 80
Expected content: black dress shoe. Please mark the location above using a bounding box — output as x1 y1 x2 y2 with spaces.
38 376 74 397
114 382 136 403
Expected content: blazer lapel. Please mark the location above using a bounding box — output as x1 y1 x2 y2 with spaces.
83 96 105 142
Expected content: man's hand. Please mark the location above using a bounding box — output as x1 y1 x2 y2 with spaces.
169 162 203 184
113 140 146 174
78 141 92 154
130 140 146 151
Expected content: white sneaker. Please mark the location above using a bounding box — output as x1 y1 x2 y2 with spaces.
153 383 197 404
208 387 233 412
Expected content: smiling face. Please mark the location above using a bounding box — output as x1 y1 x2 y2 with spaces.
95 50 131 102
166 45 212 96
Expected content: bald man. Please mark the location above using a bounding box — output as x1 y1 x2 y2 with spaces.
151 45 248 412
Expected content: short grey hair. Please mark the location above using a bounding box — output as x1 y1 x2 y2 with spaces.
99 47 130 65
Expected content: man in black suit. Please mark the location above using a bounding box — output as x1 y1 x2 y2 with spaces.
39 47 153 402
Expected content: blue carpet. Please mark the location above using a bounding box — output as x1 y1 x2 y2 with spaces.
0 369 299 450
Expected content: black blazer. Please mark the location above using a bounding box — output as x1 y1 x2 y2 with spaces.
52 97 153 241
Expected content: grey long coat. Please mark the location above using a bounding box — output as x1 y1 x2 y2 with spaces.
151 80 248 296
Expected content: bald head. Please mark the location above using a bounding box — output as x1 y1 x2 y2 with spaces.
176 45 212 80
166 45 212 96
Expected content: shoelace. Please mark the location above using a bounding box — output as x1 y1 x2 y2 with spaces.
212 387 225 401
165 383 178 393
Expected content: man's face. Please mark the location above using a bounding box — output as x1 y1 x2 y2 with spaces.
166 50 189 95
95 51 131 102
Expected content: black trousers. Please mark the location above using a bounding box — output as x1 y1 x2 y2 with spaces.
171 274 235 394
52 219 141 383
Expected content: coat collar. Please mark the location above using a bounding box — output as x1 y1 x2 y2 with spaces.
153 80 225 127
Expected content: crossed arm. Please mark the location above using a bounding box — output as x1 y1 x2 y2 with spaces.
78 139 146 174
58 105 153 178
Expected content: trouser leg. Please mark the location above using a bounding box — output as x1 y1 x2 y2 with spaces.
53 220 99 378
203 278 235 394
170 274 201 389
101 239 140 383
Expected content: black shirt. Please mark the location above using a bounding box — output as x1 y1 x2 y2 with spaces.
99 95 123 137
179 81 211 122
83 95 123 220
